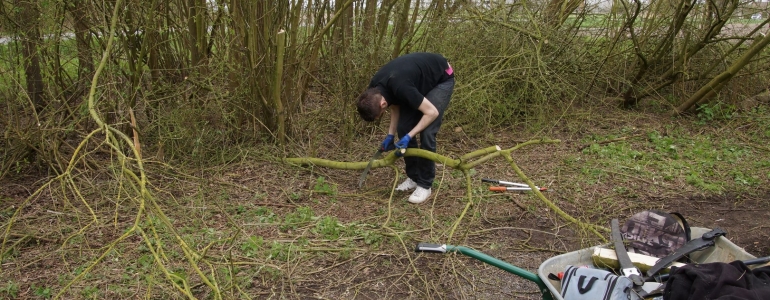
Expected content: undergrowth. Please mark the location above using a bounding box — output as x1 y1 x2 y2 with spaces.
3 102 770 298
2 2 770 299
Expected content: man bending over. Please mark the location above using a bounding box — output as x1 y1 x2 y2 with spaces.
356 52 455 204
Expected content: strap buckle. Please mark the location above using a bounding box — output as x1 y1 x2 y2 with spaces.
701 228 726 240
622 267 642 277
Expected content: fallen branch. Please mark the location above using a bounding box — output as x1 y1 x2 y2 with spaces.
284 138 611 242
500 151 609 240
284 138 561 172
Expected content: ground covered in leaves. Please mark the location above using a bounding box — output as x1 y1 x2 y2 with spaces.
1 100 769 299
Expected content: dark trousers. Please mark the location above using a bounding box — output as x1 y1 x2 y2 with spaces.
397 78 455 189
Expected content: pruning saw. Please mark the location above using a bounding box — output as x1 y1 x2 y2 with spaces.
358 148 383 188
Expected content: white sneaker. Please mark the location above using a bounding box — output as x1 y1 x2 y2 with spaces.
396 178 417 191
408 187 432 204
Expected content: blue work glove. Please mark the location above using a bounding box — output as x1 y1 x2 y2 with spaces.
394 135 411 157
380 134 396 151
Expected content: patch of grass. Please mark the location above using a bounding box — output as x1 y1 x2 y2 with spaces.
241 236 264 257
33 284 52 299
362 230 383 248
580 166 607 184
0 281 19 298
686 172 721 192
268 241 296 261
648 131 680 159
259 266 283 280
81 285 100 299
577 124 763 198
312 176 336 195
730 170 760 186
253 206 277 223
280 206 314 231
289 192 302 201
137 254 154 270
696 102 735 125
313 216 343 240
107 284 131 297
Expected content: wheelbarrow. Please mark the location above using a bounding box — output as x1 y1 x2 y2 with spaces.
416 227 758 300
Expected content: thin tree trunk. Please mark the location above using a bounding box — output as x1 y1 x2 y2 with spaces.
17 0 45 112
344 0 354 49
68 0 93 87
273 30 287 145
392 0 412 58
361 0 378 47
375 0 397 57
148 0 162 85
187 0 207 67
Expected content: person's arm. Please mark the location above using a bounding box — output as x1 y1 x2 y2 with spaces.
388 105 400 136
404 98 439 139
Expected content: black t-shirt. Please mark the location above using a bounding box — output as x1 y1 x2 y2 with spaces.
368 52 453 110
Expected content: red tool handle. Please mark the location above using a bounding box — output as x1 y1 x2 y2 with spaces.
489 186 547 192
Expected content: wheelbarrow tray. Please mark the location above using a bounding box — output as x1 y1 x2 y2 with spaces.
536 227 757 300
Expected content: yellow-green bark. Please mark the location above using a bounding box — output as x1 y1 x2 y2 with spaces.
284 138 606 242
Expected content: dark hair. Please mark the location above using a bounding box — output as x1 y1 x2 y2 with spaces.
356 88 384 122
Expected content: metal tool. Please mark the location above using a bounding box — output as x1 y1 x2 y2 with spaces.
358 148 383 188
489 186 548 192
483 178 547 191
611 219 644 286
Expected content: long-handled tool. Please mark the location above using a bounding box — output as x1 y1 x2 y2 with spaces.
483 178 547 192
489 186 548 192
416 243 554 300
358 148 383 188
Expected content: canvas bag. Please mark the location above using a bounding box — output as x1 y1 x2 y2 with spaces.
621 210 690 259
560 265 642 300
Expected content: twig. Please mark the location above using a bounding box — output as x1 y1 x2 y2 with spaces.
447 169 473 244
511 197 528 211
469 226 561 237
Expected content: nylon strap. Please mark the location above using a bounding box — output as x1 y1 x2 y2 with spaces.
645 227 727 278
611 219 645 286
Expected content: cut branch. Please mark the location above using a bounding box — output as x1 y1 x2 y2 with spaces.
282 138 608 242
